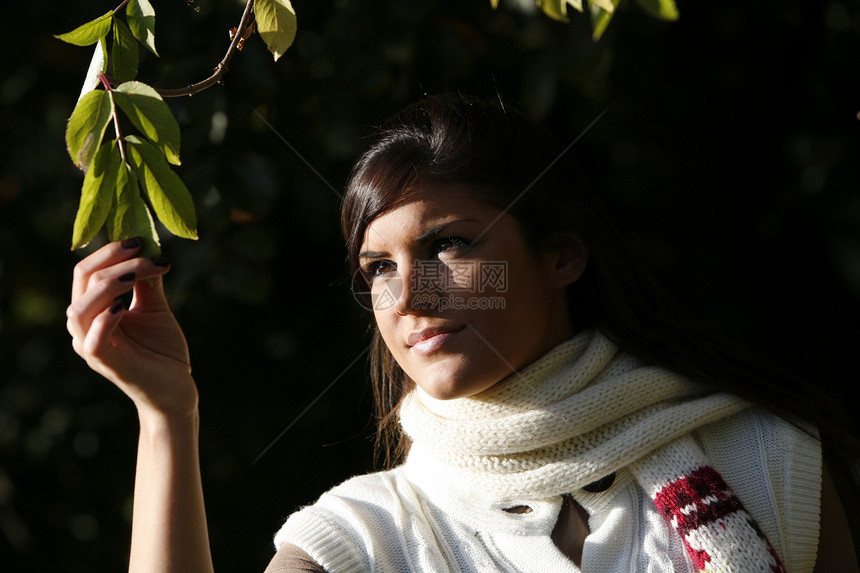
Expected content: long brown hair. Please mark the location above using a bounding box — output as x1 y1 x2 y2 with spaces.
341 93 854 469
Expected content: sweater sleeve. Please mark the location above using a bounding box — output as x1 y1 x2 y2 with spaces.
274 504 369 573
271 467 429 573
697 408 822 573
764 412 822 572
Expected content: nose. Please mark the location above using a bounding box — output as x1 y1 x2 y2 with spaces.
391 259 444 316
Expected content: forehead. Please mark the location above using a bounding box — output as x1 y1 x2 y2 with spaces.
360 183 500 249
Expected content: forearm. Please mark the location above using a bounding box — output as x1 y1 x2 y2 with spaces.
129 407 214 573
66 242 210 571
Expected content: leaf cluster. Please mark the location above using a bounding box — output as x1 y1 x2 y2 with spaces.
65 82 195 258
55 0 671 259
54 0 668 259
56 0 297 257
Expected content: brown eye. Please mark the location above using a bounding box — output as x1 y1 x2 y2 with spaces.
363 260 396 280
435 237 471 254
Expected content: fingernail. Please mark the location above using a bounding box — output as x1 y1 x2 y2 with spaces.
150 257 170 268
118 272 136 282
110 298 125 314
121 237 142 249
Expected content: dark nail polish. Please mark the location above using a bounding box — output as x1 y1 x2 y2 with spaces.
121 237 142 249
109 299 125 314
150 257 170 268
118 272 136 282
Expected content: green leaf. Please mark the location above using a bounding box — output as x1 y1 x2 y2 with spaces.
589 0 614 13
111 19 139 81
71 141 122 249
77 38 109 102
66 89 114 170
591 0 621 39
55 11 114 46
113 81 180 165
126 136 198 240
538 0 570 22
126 0 158 56
635 0 678 20
107 163 161 258
255 0 297 61
537 0 588 22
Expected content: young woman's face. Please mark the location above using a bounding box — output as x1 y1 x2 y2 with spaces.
358 182 586 400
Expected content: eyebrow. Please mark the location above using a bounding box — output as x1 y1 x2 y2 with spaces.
358 218 480 259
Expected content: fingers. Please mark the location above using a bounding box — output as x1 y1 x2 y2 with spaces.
129 266 171 312
71 238 144 301
67 239 171 343
78 297 126 372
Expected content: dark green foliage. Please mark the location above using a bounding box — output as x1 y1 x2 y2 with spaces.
2 0 858 571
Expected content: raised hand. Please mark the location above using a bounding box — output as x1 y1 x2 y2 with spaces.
66 238 197 418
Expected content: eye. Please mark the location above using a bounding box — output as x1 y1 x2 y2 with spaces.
361 259 396 281
434 236 471 256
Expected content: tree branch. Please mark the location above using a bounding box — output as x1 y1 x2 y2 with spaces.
109 0 256 98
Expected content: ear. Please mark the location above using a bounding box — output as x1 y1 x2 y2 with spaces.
545 233 589 289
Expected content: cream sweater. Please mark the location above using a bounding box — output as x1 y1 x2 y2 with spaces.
273 334 821 572
273 409 820 572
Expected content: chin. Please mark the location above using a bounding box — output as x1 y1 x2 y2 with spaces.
421 384 467 401
412 367 496 401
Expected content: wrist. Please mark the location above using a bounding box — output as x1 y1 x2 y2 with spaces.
129 371 200 425
136 400 200 441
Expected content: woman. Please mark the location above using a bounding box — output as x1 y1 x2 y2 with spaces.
67 94 857 572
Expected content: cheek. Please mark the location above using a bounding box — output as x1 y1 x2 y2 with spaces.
369 274 405 311
443 260 478 291
374 311 406 360
507 257 554 303
481 263 556 340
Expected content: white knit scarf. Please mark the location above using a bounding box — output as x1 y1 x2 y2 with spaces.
399 330 787 573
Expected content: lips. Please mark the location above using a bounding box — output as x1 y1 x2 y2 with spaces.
407 325 463 347
407 325 465 356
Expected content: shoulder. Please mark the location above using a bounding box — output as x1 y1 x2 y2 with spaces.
274 466 415 539
696 407 823 572
696 407 821 483
300 465 424 522
325 465 413 500
696 407 822 498
272 467 422 572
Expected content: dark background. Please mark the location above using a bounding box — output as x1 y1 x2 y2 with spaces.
1 0 858 570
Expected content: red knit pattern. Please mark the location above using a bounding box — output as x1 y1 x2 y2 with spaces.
653 466 786 573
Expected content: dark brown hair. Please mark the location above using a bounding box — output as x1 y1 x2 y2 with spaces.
341 93 853 468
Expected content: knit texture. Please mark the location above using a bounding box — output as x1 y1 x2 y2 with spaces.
399 330 787 572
